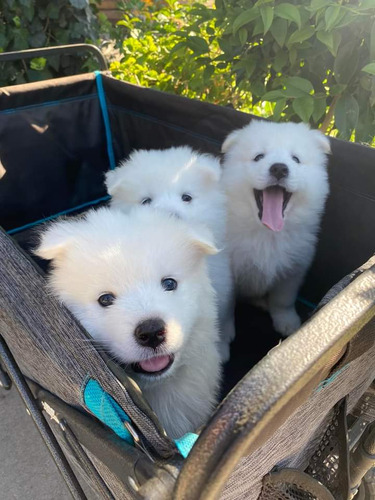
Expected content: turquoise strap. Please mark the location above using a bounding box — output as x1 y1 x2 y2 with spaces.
83 378 134 444
174 432 199 458
83 378 198 456
94 71 116 170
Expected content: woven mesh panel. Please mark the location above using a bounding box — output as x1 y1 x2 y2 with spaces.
305 398 348 500
258 470 335 500
260 481 318 499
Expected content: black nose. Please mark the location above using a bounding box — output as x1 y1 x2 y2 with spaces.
134 318 166 349
270 163 289 180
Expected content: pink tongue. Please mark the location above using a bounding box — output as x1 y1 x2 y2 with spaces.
139 355 170 373
261 187 285 232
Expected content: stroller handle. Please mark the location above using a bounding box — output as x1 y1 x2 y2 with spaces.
0 44 108 71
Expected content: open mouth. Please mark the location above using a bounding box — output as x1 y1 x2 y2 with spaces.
254 186 292 232
132 354 175 376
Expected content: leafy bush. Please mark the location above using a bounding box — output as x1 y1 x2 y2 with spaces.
0 0 102 86
112 0 375 144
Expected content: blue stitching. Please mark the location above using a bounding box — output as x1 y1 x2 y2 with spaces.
0 94 98 115
108 104 222 146
94 71 116 170
315 365 349 392
6 195 110 235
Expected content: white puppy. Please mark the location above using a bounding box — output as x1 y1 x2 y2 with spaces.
222 120 330 336
105 146 235 362
35 207 221 439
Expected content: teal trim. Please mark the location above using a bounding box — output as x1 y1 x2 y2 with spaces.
6 195 110 235
94 71 116 170
0 94 97 115
297 296 317 309
315 365 349 392
83 378 197 457
83 379 134 445
175 433 199 458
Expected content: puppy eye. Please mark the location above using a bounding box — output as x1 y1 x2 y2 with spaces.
161 278 178 291
253 154 264 162
181 193 192 203
98 293 116 307
292 155 300 164
141 197 152 205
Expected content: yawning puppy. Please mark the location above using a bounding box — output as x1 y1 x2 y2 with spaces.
222 120 330 336
105 146 235 362
35 207 221 438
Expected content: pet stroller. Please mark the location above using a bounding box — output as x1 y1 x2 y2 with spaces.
0 45 374 500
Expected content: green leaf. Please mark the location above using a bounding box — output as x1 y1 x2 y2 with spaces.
275 3 301 29
292 95 314 122
285 76 314 94
361 63 375 76
238 27 248 46
30 57 46 71
335 94 359 139
287 26 315 45
330 83 347 96
187 36 209 55
316 30 341 56
289 47 297 65
255 0 274 6
371 21 375 62
273 49 288 71
244 56 257 77
324 6 342 31
273 98 286 120
260 6 274 35
312 97 327 123
232 8 258 34
262 89 287 101
13 16 21 28
309 0 329 11
253 16 264 37
270 18 288 47
29 31 46 48
334 42 359 84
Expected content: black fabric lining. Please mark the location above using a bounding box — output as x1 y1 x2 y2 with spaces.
108 104 222 146
0 93 98 115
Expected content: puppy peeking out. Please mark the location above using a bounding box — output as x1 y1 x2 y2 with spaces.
34 207 221 439
105 146 235 363
222 120 330 336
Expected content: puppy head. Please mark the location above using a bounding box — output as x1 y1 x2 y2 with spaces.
35 207 217 384
222 120 330 231
105 146 225 232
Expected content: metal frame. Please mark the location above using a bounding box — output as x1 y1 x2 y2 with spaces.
0 44 108 71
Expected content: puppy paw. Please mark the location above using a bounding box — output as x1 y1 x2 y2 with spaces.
271 308 301 337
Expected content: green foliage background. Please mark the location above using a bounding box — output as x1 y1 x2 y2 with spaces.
0 0 102 86
111 0 375 144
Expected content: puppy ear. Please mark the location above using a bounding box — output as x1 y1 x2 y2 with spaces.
221 129 243 153
105 166 127 197
311 129 331 154
189 225 219 256
199 160 222 186
34 220 75 261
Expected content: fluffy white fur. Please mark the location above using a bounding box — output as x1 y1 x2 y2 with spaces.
105 146 235 362
35 207 221 439
222 120 330 336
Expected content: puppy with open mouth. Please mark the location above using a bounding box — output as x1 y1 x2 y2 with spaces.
222 120 330 336
35 207 221 438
